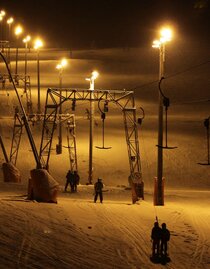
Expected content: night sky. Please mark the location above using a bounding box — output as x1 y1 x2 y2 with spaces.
1 0 210 48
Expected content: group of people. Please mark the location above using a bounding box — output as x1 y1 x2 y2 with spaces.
65 175 171 258
65 172 104 203
65 170 80 192
151 221 170 258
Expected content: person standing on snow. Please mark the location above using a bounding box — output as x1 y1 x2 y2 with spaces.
94 178 103 203
160 223 170 257
65 170 74 192
151 222 162 258
73 171 80 192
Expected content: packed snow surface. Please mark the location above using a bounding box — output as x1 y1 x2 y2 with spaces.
0 183 209 269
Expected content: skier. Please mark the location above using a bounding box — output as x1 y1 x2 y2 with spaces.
151 222 162 258
64 170 74 192
94 178 103 203
160 223 170 257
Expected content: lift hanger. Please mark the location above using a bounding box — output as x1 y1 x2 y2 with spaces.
95 99 112 150
137 107 145 125
156 77 177 150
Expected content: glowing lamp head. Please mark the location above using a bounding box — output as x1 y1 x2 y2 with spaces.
23 35 31 43
56 58 67 70
160 28 172 43
152 40 161 48
56 64 62 70
61 58 67 67
7 17 14 24
91 71 99 80
15 25 23 36
0 10 6 16
34 39 43 50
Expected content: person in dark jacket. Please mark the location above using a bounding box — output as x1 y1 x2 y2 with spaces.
94 178 103 203
73 171 80 192
151 222 162 257
65 170 74 192
160 223 170 256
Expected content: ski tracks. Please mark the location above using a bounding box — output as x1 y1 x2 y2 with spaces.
187 209 210 269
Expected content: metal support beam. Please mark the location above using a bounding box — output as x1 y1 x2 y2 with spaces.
0 135 9 163
10 110 24 165
66 116 78 172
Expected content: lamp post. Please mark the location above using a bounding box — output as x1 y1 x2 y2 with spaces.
23 35 31 98
86 71 99 184
14 25 23 82
0 16 3 50
7 17 14 66
0 10 6 50
34 38 43 115
23 35 31 78
56 58 67 154
152 27 172 205
7 17 14 41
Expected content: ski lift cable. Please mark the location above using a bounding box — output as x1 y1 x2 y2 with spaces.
130 59 210 91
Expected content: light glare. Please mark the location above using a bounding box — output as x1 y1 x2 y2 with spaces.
56 64 62 70
61 58 67 67
0 10 6 16
23 35 31 43
7 17 14 24
15 25 23 36
91 71 99 80
34 39 43 49
160 28 172 42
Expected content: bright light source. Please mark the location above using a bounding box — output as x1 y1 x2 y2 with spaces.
152 40 161 48
34 38 43 50
91 71 99 80
23 35 31 43
56 64 62 70
56 58 67 70
0 10 6 16
152 26 173 48
15 25 23 36
61 58 67 67
160 28 172 42
7 17 14 24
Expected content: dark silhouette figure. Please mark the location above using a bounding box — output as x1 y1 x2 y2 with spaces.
73 171 80 192
151 222 162 258
94 178 103 203
65 170 74 192
161 223 170 257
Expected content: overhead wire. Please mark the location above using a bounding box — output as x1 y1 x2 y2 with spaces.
130 59 210 91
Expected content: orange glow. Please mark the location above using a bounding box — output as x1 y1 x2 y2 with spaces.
7 17 14 24
34 38 43 50
15 25 23 36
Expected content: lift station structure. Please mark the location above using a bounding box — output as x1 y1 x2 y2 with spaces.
0 48 143 201
39 88 143 198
